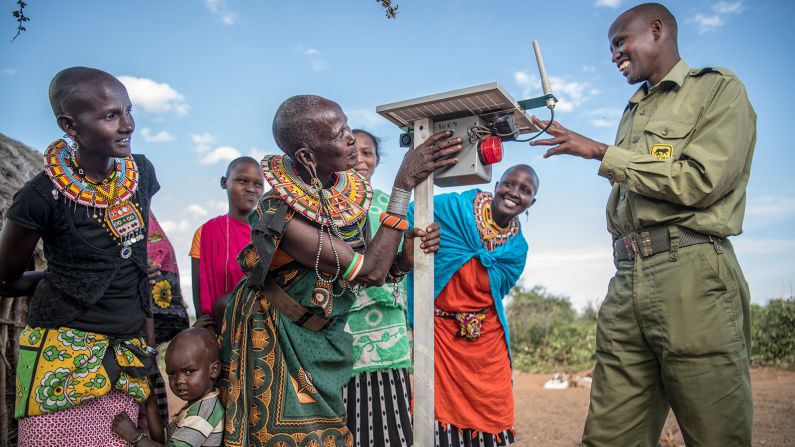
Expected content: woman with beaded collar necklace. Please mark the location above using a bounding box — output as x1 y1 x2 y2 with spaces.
218 95 461 447
0 67 160 446
407 164 539 447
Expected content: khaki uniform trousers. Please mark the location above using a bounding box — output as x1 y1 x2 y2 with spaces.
582 239 752 447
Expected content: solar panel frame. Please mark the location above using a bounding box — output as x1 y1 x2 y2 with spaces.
376 82 538 132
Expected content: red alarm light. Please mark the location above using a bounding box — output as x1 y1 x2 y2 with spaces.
478 135 503 165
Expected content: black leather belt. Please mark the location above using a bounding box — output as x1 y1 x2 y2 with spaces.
613 226 718 261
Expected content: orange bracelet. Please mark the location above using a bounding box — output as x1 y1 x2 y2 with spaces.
379 212 410 231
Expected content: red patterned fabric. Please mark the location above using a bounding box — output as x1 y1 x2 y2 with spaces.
18 390 139 447
434 258 514 436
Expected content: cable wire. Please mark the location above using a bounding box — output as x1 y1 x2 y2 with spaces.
514 107 555 143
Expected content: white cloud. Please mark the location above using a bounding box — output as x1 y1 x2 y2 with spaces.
713 1 744 14
248 147 271 161
208 200 228 212
746 196 795 219
200 146 242 165
192 133 216 151
346 108 386 129
297 46 328 72
118 76 189 116
185 203 209 218
159 219 192 235
691 2 745 34
521 246 615 310
595 0 623 8
140 127 176 143
191 133 244 164
692 14 723 33
732 238 795 255
205 0 238 25
1 68 16 76
514 71 598 113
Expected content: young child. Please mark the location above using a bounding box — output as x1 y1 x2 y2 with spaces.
189 157 264 320
0 67 159 446
112 327 224 446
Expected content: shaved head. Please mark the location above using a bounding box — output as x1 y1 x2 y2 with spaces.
168 327 219 363
48 66 125 117
502 164 539 191
614 3 677 41
272 95 329 156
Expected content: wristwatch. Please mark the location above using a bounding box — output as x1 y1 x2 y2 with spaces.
130 432 149 445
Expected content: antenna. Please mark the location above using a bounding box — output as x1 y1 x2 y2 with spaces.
533 40 556 109
518 40 558 111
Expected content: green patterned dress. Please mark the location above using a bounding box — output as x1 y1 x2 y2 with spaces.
220 192 363 447
342 188 413 446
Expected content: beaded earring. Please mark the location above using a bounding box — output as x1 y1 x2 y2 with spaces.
63 133 78 163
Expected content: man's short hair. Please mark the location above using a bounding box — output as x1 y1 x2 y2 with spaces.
225 156 260 178
625 3 678 37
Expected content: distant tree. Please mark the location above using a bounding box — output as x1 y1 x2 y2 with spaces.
506 285 597 373
751 297 795 366
378 0 398 18
10 0 28 42
10 0 399 42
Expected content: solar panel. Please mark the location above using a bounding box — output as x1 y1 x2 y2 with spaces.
376 82 538 132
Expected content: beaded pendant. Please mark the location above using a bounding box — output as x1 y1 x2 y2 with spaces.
474 192 519 250
44 139 144 259
311 279 334 318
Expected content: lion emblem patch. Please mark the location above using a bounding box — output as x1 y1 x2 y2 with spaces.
650 144 673 160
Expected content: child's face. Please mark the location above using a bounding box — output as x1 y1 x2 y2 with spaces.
69 81 135 158
165 343 219 403
223 161 265 214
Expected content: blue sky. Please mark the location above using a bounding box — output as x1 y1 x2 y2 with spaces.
1 0 792 313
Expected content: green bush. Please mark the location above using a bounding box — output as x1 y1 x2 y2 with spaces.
751 297 795 366
507 285 596 373
507 286 795 372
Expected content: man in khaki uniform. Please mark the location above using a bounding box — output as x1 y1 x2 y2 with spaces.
530 3 756 446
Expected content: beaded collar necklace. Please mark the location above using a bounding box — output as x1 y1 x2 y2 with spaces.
261 154 372 229
473 191 519 251
44 139 145 259
261 154 373 309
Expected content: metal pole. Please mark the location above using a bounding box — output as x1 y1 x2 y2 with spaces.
412 118 435 447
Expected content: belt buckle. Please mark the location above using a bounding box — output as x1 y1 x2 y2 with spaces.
622 235 638 260
639 231 653 257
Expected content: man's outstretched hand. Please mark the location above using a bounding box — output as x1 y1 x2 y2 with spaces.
529 115 609 161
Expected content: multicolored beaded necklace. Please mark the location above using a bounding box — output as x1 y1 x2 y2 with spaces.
44 139 145 259
261 154 373 311
261 154 372 230
473 191 519 251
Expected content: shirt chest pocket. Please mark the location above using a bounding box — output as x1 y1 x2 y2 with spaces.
643 119 694 161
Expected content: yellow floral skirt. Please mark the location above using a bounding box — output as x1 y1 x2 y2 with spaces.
15 325 153 419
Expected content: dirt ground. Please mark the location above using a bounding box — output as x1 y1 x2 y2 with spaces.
167 367 795 446
511 367 795 447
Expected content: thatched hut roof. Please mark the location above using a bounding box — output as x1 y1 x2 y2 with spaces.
0 133 43 224
0 133 46 268
0 134 45 446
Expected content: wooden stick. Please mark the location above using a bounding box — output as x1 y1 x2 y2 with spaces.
412 117 435 446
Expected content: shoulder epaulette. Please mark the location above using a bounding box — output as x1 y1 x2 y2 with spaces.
689 66 737 78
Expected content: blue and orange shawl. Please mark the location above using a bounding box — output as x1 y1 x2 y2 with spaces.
407 189 528 357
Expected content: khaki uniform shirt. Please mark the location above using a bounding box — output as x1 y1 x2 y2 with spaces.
598 59 757 238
